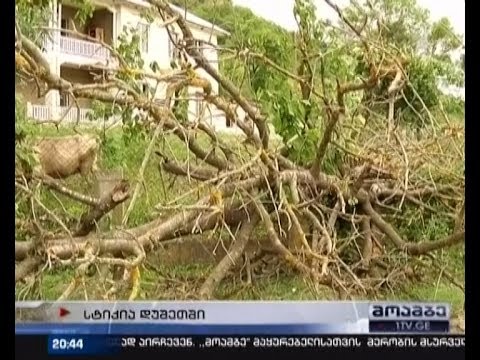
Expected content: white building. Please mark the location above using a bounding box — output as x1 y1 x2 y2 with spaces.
16 0 243 132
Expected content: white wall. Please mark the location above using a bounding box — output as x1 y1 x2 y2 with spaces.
118 5 171 100
117 4 231 130
118 6 221 103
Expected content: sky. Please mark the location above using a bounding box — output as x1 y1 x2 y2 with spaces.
232 0 465 38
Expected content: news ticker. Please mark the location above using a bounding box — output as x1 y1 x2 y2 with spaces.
15 301 451 335
14 335 465 356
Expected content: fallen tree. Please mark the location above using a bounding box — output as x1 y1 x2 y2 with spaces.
15 0 464 300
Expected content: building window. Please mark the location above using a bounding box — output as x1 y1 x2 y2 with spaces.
169 32 181 61
60 93 70 107
137 23 149 53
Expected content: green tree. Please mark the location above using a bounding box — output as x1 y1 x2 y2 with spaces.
342 0 464 126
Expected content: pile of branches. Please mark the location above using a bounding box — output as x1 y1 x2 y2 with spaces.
14 0 464 300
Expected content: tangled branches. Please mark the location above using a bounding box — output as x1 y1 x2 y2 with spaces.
15 0 464 300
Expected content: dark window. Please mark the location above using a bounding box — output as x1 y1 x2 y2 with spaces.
60 93 69 107
61 19 67 36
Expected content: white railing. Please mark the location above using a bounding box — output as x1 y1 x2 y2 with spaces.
27 103 121 127
59 106 94 123
59 36 110 61
27 104 51 122
26 103 92 123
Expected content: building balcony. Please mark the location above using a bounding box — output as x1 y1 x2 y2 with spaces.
43 35 114 67
60 36 110 61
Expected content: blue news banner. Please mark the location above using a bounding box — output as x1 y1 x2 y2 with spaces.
14 301 463 356
41 334 464 356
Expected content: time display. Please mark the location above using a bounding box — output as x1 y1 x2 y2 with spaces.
49 337 84 351
47 335 122 355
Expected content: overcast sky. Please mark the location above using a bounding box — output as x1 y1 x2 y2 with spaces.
232 0 465 38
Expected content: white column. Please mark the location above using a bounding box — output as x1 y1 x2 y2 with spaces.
111 9 117 46
45 60 60 119
56 2 62 53
42 0 61 119
45 92 60 120
43 0 55 53
26 102 33 118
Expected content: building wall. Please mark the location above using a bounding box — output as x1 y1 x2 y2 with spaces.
119 5 172 69
117 3 226 128
118 4 172 101
117 4 221 92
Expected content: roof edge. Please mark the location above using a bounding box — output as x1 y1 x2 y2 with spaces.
169 4 230 37
120 1 230 36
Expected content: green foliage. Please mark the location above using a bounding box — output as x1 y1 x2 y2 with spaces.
344 0 430 52
440 95 464 118
393 203 454 242
185 0 334 160
15 1 464 303
181 0 465 155
287 127 322 166
69 0 95 26
178 0 316 160
428 17 463 57
15 96 30 143
15 97 38 176
343 0 464 129
16 0 94 43
116 26 145 74
16 0 51 45
398 56 441 123
397 54 463 126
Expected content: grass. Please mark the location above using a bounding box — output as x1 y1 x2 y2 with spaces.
398 283 464 314
16 262 335 301
16 259 463 319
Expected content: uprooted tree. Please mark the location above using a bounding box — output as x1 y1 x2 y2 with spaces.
15 0 464 300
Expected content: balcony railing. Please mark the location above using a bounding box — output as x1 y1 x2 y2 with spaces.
42 35 111 61
59 36 110 61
